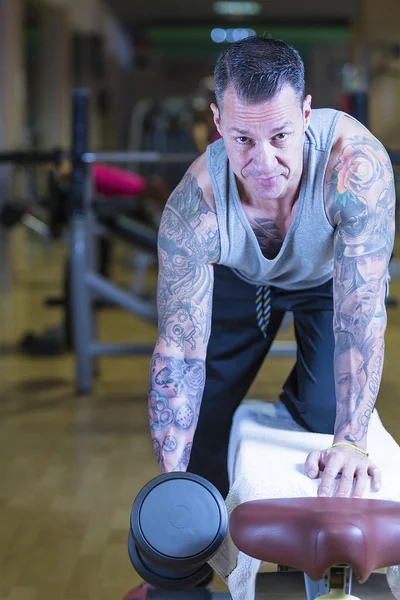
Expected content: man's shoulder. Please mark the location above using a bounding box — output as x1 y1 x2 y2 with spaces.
329 114 386 163
186 152 216 212
324 114 392 226
161 152 221 264
325 116 390 203
164 152 217 221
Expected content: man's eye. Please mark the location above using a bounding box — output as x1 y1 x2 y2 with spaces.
275 133 288 141
236 136 250 144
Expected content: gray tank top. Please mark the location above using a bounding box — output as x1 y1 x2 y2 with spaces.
207 108 343 290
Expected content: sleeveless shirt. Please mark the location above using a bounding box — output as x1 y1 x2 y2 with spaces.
206 108 343 290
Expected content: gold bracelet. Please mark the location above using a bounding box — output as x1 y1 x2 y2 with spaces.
328 441 369 458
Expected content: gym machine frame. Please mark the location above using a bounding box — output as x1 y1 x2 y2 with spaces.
69 89 297 394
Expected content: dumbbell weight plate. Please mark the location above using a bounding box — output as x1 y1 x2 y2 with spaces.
128 530 213 590
130 472 228 570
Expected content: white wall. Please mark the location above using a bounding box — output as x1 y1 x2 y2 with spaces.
28 0 134 150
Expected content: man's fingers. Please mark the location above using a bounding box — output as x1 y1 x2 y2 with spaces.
368 462 382 492
318 456 342 497
304 451 321 479
306 449 382 498
352 468 370 498
334 464 357 497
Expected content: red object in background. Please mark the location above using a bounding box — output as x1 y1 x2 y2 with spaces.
93 163 147 197
209 130 222 144
337 93 352 115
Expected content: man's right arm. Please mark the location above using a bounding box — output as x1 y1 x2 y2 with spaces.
149 170 220 473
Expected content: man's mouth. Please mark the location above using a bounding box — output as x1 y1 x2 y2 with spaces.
253 175 282 186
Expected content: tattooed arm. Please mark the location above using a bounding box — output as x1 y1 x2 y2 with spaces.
307 130 395 497
329 135 395 445
149 167 220 473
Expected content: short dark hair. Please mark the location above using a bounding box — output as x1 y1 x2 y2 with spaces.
214 35 305 109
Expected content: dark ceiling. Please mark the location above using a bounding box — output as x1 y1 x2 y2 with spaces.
105 0 361 27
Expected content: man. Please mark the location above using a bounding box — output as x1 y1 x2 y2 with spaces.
123 32 396 600
149 35 395 502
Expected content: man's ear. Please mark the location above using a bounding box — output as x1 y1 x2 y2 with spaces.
211 103 222 135
303 94 312 131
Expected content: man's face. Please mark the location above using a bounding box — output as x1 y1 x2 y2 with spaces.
211 85 311 202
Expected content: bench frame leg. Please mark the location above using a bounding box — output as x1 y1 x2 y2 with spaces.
305 566 354 600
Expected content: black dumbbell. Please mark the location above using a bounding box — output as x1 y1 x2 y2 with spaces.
128 472 228 590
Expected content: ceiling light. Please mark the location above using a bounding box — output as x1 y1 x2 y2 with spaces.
213 2 262 16
211 28 227 43
210 27 256 43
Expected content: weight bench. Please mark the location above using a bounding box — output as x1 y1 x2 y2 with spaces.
127 401 400 600
230 497 400 599
209 400 400 599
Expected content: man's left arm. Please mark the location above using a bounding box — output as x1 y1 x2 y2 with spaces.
306 134 396 497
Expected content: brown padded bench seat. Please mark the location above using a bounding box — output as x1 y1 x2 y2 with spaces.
229 497 400 583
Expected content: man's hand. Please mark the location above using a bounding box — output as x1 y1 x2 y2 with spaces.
305 445 382 498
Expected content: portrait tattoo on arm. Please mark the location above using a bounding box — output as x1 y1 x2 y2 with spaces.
149 173 220 471
326 135 395 444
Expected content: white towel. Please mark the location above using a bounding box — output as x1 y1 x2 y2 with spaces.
209 400 400 600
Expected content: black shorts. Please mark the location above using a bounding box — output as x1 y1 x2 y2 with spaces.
187 265 335 498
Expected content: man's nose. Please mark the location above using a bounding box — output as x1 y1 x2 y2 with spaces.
253 142 278 171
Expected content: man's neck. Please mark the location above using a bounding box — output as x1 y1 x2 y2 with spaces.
237 173 303 216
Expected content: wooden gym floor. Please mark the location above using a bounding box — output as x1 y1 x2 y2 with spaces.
0 229 399 600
